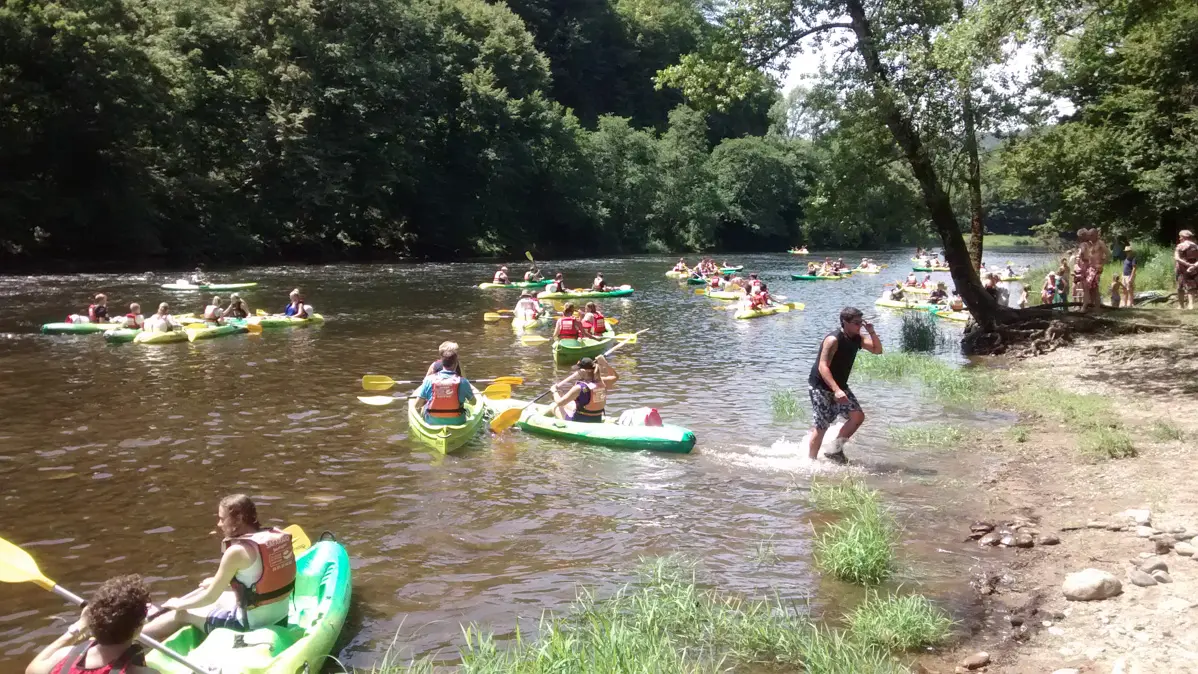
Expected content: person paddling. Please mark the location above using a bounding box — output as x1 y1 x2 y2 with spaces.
804 307 882 463
415 345 476 425
26 575 156 674
554 303 585 340
493 266 510 284
143 494 296 640
549 355 617 423
425 340 464 377
523 267 542 282
122 303 145 330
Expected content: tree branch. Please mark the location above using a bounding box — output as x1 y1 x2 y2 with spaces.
749 23 855 69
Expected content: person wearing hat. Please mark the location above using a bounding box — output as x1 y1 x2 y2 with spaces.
203 295 225 322
513 290 544 323
492 266 510 285
927 281 949 304
549 355 618 423
224 293 251 319
1175 230 1198 309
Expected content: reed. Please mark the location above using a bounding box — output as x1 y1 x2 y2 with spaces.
847 592 954 651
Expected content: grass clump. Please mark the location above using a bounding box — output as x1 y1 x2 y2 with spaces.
847 592 954 651
811 480 897 586
855 352 990 404
888 424 964 448
751 537 779 566
1149 420 1186 441
810 478 880 514
899 312 943 353
1009 426 1030 443
1002 385 1111 425
370 558 906 673
1080 426 1136 459
769 387 802 421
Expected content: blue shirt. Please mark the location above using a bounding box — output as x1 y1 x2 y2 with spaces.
1123 256 1135 276
283 304 297 317
417 371 475 424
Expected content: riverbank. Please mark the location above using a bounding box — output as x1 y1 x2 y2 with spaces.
919 309 1198 672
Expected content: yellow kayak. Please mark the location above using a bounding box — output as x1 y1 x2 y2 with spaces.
134 330 188 344
734 302 805 319
931 308 970 322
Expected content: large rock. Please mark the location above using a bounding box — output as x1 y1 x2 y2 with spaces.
961 652 990 670
1063 569 1123 601
1175 542 1197 556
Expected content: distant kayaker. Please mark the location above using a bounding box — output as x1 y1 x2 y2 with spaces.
805 307 883 463
426 340 464 377
927 282 948 305
87 294 110 323
523 267 542 282
581 302 607 336
224 293 251 319
546 273 566 294
672 258 688 272
121 303 144 330
415 346 476 425
748 273 762 291
189 266 208 285
550 355 617 423
592 272 609 292
203 295 225 322
493 266 510 284
143 303 182 333
950 292 964 312
283 289 311 318
142 494 297 640
514 290 543 322
25 574 156 674
554 303 584 340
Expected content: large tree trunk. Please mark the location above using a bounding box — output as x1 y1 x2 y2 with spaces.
844 0 1004 330
956 0 985 272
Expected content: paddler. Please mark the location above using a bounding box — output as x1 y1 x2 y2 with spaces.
142 494 297 640
415 346 476 424
224 293 251 319
121 303 144 330
554 303 585 340
921 273 933 288
25 575 156 674
927 282 948 305
282 289 312 318
493 266 510 285
514 291 544 322
748 273 763 291
189 266 208 285
203 295 225 322
426 340 464 377
671 258 688 272
545 273 567 294
143 303 182 333
905 272 918 287
523 267 542 282
550 355 617 423
804 307 882 463
950 291 965 312
85 294 110 324
581 302 608 336
591 272 610 292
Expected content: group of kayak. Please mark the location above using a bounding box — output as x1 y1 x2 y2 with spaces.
665 257 744 283
482 267 635 299
793 257 884 280
788 246 809 255
877 276 969 321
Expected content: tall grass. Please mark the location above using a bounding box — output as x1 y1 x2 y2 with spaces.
898 312 942 353
810 478 880 514
847 592 954 651
365 558 907 673
854 353 990 405
769 387 802 420
811 479 897 585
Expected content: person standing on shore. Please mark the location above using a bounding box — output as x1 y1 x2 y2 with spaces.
804 307 883 463
1175 230 1198 310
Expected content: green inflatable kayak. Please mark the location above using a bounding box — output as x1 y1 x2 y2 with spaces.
148 538 351 674
485 398 696 453
874 298 937 311
685 276 708 285
538 286 634 300
407 395 487 454
251 314 325 328
791 274 843 280
104 329 140 344
911 266 951 272
719 266 744 273
552 332 617 365
186 323 249 341
160 282 259 291
478 279 552 289
40 322 122 335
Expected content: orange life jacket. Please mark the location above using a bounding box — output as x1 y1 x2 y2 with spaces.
222 528 296 611
557 316 579 339
426 374 465 417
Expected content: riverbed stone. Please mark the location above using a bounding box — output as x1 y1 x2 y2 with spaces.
978 531 1002 547
1175 542 1197 556
1152 570 1173 583
1154 537 1175 554
1087 520 1111 529
1175 530 1195 541
1121 509 1152 526
1128 569 1157 587
1000 532 1017 547
1135 525 1155 538
1139 558 1169 574
1014 532 1035 548
971 520 995 533
1038 533 1061 545
1063 569 1123 601
961 651 990 670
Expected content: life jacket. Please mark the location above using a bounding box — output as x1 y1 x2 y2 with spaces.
51 642 145 674
88 304 106 323
750 293 767 309
426 373 465 418
749 279 762 290
574 381 606 418
581 312 606 335
222 528 296 612
203 305 221 321
493 272 508 283
557 316 580 339
124 313 142 329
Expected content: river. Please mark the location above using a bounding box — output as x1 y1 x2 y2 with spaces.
0 249 1050 669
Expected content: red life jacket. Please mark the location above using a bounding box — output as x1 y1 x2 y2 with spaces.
749 279 762 290
222 528 296 612
52 642 144 674
581 312 607 335
124 313 141 329
557 316 579 339
426 373 465 418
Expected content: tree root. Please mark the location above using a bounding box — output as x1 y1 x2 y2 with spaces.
962 308 1169 357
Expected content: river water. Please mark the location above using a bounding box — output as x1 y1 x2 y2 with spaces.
0 249 1049 669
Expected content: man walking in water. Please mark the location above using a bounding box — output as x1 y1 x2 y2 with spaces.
805 306 882 463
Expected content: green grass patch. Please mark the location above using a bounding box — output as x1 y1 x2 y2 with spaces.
1080 426 1136 459
1009 426 1030 443
810 478 880 514
899 312 943 353
887 424 965 447
854 352 990 404
365 558 906 673
769 387 802 421
1149 420 1186 442
811 480 897 586
847 592 954 651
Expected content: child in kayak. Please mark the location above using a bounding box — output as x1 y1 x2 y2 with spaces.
514 291 544 322
25 575 156 674
545 273 567 294
927 282 948 305
143 303 182 333
68 294 110 324
550 355 618 423
121 303 145 330
282 289 313 318
554 304 586 340
581 302 608 336
592 273 610 292
426 340 464 377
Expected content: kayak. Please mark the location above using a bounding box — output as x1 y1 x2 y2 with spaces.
104 329 140 344
511 314 550 332
160 282 258 291
901 285 932 294
134 330 188 344
538 286 634 300
702 290 743 300
835 269 854 275
251 314 326 328
685 277 708 285
40 322 122 335
719 266 744 273
789 249 809 255
912 266 951 272
791 274 843 281
734 302 804 319
665 270 689 279
407 395 487 454
856 268 882 274
147 538 351 674
186 323 249 341
874 298 937 311
930 308 970 322
553 331 617 365
478 279 552 290
996 275 1024 282
484 398 696 454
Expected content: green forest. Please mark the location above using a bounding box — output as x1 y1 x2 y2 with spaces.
0 0 1193 267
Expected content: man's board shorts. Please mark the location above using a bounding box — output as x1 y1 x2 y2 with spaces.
809 385 861 431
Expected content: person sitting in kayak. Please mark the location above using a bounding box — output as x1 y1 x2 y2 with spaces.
282 289 311 318
671 258 688 272
748 273 763 291
493 266 510 284
546 273 567 294
887 284 906 302
581 302 608 336
86 294 110 323
927 282 949 304
203 295 225 323
950 292 964 312
514 291 544 322
523 267 542 282
921 273 933 288
143 303 182 333
551 355 617 423
121 303 144 330
905 272 919 287
143 494 296 641
189 266 209 285
592 273 611 292
555 303 587 340
26 574 156 674
224 293 251 319
415 347 476 425
426 340 464 377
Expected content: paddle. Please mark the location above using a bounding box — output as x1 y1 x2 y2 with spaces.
520 330 641 346
483 310 515 323
363 375 524 391
0 537 212 674
490 329 649 433
283 524 311 555
358 382 513 406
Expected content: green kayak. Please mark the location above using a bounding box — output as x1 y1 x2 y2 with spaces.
485 398 696 453
104 329 140 344
40 322 122 335
251 314 325 328
791 274 843 280
538 286 634 300
685 277 708 285
407 395 487 454
148 538 351 674
553 331 617 365
160 282 258 291
511 314 551 332
911 266 951 272
186 323 249 341
478 279 552 290
719 266 744 274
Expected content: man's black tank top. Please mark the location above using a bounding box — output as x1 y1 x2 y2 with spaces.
808 329 862 390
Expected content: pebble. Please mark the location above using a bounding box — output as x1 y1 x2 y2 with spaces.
1155 538 1175 554
1139 558 1169 574
1138 552 1155 559
1175 542 1196 556
1152 570 1173 583
1000 533 1017 547
1121 509 1152 526
1047 625 1066 636
1014 532 1035 548
961 651 990 670
1135 525 1155 538
1062 568 1123 601
1087 520 1111 529
1039 533 1061 545
1128 569 1158 587
1176 531 1196 542
978 531 1002 547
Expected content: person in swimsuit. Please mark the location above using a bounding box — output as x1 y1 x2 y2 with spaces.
550 355 617 423
1175 230 1198 310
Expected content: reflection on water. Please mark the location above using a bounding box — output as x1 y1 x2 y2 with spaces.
0 250 1048 668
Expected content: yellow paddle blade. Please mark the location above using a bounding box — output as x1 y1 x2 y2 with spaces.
489 407 523 433
185 327 200 343
775 305 791 313
483 313 505 323
0 536 55 591
358 395 396 406
525 250 534 263
605 317 619 326
493 376 524 386
483 389 510 400
362 374 398 390
789 302 806 311
614 333 639 343
283 525 311 555
256 309 267 317
481 383 511 398
244 322 263 334
520 335 550 346
694 288 708 295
